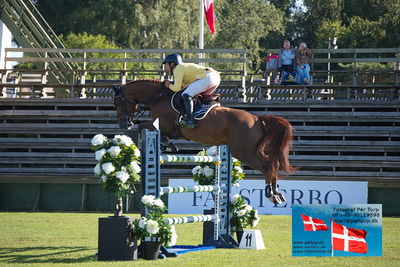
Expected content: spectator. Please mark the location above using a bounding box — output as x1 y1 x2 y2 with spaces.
276 40 297 84
296 42 312 84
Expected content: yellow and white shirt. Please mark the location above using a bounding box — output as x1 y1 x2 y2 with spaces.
168 63 217 92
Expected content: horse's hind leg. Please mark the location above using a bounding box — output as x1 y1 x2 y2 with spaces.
264 175 286 205
265 182 286 204
238 155 286 205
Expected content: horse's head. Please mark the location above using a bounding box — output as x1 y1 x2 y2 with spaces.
113 80 167 129
113 85 139 129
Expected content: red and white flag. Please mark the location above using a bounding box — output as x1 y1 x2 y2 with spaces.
204 0 215 34
332 222 368 254
300 214 329 231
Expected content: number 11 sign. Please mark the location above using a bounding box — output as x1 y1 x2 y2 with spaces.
239 230 265 250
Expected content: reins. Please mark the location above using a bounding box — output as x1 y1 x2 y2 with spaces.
117 82 168 126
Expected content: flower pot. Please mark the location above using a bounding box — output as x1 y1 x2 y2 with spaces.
142 241 161 260
236 230 244 244
98 216 138 261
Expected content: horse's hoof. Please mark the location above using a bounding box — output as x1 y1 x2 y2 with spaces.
277 193 286 203
266 194 282 205
170 145 179 153
273 195 282 205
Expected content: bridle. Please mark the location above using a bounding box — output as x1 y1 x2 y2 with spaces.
114 84 167 127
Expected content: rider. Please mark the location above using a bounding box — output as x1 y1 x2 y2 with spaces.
162 54 221 129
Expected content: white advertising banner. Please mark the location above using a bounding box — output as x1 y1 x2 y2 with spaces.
167 179 368 215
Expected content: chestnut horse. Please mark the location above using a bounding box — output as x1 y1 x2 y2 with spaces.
113 79 295 204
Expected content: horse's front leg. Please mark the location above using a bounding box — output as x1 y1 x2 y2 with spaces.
160 135 179 153
137 122 178 152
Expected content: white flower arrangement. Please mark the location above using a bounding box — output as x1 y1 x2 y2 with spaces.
116 168 130 183
145 219 160 234
231 194 241 204
95 148 107 161
141 195 156 206
91 134 107 146
230 194 260 232
192 146 245 186
102 162 115 175
91 134 141 198
107 146 122 157
113 134 133 147
128 195 177 247
203 165 214 177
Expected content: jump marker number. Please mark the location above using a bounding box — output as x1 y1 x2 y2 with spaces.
245 233 252 247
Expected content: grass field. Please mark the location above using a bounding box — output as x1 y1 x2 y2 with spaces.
0 212 399 267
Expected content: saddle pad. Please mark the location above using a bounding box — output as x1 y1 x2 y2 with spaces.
171 92 220 120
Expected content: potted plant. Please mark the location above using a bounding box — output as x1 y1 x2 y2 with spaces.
128 195 177 260
230 194 260 243
91 134 141 216
192 146 245 186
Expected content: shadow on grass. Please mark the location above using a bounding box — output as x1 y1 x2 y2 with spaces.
0 246 97 264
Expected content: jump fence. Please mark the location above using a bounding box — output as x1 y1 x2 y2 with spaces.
140 129 238 255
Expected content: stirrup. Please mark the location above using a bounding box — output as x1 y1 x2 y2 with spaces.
181 119 196 129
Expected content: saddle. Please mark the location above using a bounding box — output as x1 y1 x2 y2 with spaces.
171 91 221 120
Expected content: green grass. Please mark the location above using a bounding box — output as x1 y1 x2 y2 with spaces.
0 212 399 266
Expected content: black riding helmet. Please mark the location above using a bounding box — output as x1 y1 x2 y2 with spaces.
162 54 183 65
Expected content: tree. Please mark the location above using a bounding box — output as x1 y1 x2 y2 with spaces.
35 0 285 72
314 20 348 49
209 0 284 69
290 0 400 49
294 0 344 47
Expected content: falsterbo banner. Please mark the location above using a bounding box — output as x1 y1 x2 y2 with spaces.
167 179 368 215
292 204 382 257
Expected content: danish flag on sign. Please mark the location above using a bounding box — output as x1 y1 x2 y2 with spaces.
204 0 215 34
332 222 368 254
300 214 329 231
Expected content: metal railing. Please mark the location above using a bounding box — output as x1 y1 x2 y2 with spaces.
0 0 78 83
265 48 400 85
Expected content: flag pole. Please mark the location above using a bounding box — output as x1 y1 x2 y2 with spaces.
331 219 334 257
198 0 204 66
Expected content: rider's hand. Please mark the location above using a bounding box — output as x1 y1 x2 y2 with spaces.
164 80 172 87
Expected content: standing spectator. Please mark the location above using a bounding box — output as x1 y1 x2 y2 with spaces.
276 40 297 84
296 42 312 84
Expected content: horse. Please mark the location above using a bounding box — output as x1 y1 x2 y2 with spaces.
113 79 296 204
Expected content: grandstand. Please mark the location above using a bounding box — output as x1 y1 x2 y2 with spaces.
0 0 399 215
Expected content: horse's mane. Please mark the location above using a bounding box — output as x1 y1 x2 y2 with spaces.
123 78 173 97
125 79 163 86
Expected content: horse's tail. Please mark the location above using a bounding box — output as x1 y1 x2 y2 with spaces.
257 115 296 180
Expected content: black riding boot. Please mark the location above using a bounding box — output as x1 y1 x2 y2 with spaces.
182 94 196 129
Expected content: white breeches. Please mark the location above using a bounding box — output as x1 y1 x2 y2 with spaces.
182 72 221 97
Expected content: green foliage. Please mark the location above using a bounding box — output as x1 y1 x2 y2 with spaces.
35 0 284 72
208 0 284 70
61 32 123 79
344 17 385 48
315 20 349 49
292 0 399 48
230 194 260 232
315 16 387 49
